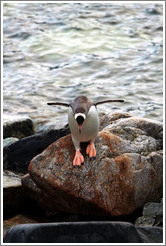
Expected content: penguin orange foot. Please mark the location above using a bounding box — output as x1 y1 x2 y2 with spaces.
86 141 96 159
73 150 84 166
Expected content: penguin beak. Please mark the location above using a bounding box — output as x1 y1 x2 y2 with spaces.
78 124 83 134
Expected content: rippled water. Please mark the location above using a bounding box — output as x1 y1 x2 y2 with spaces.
3 3 163 132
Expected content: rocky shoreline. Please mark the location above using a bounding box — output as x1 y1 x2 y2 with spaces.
3 112 163 243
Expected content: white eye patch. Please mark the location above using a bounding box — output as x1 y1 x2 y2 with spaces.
75 113 86 120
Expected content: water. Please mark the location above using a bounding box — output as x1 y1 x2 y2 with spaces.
3 3 163 132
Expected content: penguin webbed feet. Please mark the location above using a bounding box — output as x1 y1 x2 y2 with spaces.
73 150 84 167
73 142 96 167
86 141 96 160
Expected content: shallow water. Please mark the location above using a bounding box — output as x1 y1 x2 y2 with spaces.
3 3 163 132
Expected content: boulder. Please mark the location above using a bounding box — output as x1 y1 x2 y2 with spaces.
26 115 163 217
3 115 34 139
3 125 70 174
4 221 163 243
135 199 163 227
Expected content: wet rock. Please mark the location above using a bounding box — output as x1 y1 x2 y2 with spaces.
3 125 70 174
135 199 163 227
3 115 34 139
26 115 163 217
4 221 163 243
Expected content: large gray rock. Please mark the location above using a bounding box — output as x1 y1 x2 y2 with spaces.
26 114 163 217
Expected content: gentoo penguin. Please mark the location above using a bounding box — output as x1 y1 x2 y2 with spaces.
48 95 124 166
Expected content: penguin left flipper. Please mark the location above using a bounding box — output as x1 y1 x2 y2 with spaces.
86 141 96 158
73 150 84 166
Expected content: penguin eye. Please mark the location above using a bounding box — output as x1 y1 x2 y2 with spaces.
76 116 84 126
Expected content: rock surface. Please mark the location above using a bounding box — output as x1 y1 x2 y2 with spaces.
3 137 19 148
3 170 45 219
3 125 70 173
135 199 163 227
3 214 40 238
99 111 132 130
26 115 163 217
21 174 56 213
3 115 34 139
4 221 163 243
3 170 25 218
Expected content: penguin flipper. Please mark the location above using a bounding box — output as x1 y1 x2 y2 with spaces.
94 99 124 106
47 102 70 107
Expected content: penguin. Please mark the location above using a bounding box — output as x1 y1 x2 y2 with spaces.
47 95 124 167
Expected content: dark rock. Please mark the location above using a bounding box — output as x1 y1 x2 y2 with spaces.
21 174 57 213
3 214 40 238
3 170 46 219
3 170 25 218
136 226 163 243
26 115 163 216
3 116 34 139
3 125 70 173
4 221 163 243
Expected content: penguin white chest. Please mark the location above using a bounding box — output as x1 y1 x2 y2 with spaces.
68 105 99 143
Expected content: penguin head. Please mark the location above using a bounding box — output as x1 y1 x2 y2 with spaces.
71 96 92 134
